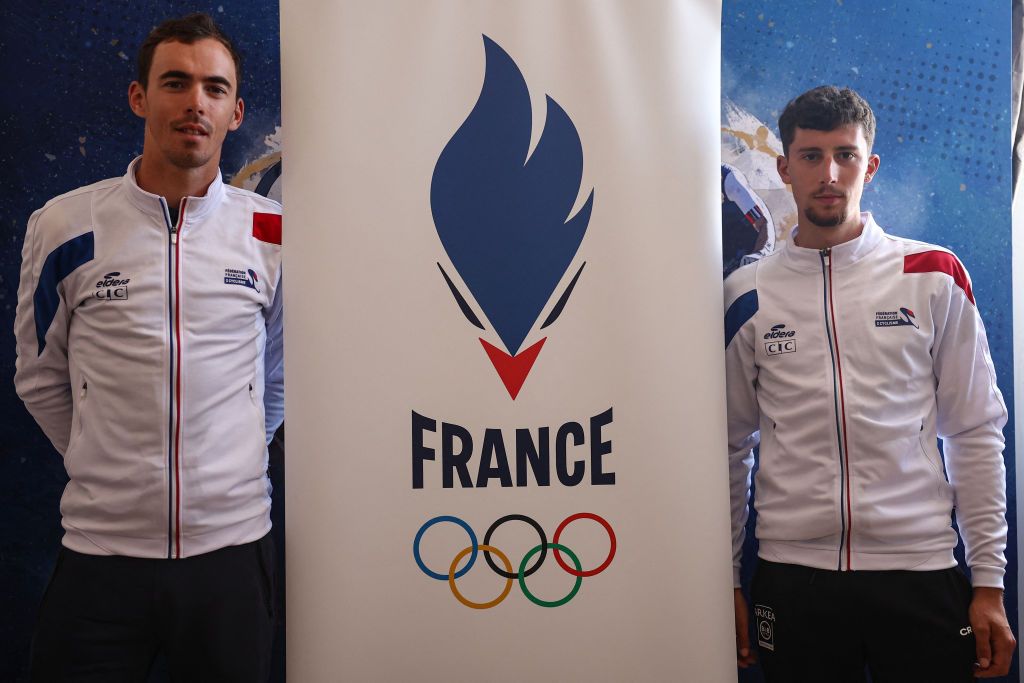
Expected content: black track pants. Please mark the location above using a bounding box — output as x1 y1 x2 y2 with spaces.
30 534 275 683
751 560 977 683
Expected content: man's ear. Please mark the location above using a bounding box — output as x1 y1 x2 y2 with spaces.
864 154 880 183
128 81 147 118
228 97 245 132
776 154 791 185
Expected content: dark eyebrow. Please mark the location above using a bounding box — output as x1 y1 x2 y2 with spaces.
157 71 233 91
158 70 192 81
794 145 859 153
203 75 233 90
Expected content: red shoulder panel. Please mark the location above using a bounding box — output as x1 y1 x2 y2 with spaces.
253 212 282 245
903 250 974 305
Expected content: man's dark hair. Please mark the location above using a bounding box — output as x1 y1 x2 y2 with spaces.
778 86 875 156
137 13 242 96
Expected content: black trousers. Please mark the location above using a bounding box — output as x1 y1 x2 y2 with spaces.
751 560 977 683
30 534 275 683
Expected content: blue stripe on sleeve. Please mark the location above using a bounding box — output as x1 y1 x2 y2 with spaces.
34 231 95 355
724 289 758 348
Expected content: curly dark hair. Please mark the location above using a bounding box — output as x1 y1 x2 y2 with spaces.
778 86 875 155
137 13 242 96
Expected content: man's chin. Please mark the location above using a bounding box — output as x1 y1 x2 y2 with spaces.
166 149 214 171
804 207 847 228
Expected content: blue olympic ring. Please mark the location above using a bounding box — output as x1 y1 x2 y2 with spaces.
413 515 479 580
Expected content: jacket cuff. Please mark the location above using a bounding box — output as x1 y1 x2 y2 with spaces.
970 565 1005 590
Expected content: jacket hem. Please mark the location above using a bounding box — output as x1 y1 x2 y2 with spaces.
62 515 271 559
759 540 956 572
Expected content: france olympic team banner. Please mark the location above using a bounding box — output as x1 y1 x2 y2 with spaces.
281 1 735 680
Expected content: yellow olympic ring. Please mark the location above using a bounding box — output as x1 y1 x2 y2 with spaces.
448 544 514 609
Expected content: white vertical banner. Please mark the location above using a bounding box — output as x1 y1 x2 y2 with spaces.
281 1 733 680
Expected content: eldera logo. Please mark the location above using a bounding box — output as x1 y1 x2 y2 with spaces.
95 271 130 301
763 323 796 356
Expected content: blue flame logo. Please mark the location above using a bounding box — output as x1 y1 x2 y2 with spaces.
430 35 594 398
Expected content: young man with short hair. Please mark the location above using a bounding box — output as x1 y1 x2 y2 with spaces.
724 85 1015 680
14 13 283 680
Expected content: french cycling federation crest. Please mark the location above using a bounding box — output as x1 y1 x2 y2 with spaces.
430 36 594 399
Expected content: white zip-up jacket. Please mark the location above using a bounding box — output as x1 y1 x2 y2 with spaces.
724 214 1007 588
14 158 284 560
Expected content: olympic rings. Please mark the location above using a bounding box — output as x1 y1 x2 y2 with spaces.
448 544 514 609
553 512 617 577
483 514 547 579
518 543 582 607
413 512 614 608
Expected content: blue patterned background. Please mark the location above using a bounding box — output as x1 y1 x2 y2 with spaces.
723 1 1016 681
0 2 283 680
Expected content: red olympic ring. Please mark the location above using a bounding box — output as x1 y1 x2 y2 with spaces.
552 512 616 577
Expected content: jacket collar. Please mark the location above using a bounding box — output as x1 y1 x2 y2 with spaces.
121 156 226 223
780 212 885 272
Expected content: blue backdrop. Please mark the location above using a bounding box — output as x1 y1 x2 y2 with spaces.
0 3 283 680
722 1 1016 681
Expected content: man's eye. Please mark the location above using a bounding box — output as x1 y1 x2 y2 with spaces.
207 86 227 95
164 81 184 89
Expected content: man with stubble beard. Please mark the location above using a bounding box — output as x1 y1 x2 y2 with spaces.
15 14 283 681
723 85 1014 681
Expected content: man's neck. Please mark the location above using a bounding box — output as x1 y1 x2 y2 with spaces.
135 155 220 210
793 214 864 251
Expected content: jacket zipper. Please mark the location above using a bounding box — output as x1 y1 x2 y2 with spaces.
160 197 188 559
820 248 853 570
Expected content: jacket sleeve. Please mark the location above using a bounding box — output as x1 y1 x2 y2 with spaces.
723 271 761 587
13 210 75 455
262 272 285 446
930 258 1008 589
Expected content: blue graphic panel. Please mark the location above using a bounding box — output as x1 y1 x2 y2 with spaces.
431 36 593 356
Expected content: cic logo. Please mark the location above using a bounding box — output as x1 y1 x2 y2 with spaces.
95 271 129 301
763 323 796 356
413 512 615 609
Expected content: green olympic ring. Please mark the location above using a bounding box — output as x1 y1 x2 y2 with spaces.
517 543 583 608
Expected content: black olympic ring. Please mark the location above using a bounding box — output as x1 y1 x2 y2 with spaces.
483 514 547 579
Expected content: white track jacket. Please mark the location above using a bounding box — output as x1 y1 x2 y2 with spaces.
724 214 1007 588
15 158 284 559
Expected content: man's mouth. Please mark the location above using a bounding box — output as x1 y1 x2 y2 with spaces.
175 124 209 137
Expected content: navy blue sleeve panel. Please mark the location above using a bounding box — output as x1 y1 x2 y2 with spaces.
34 232 94 354
724 289 758 348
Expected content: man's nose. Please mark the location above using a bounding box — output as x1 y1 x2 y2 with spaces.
821 158 839 183
185 85 205 114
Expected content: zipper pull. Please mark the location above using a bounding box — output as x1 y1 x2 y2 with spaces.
820 246 831 265
170 225 178 244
